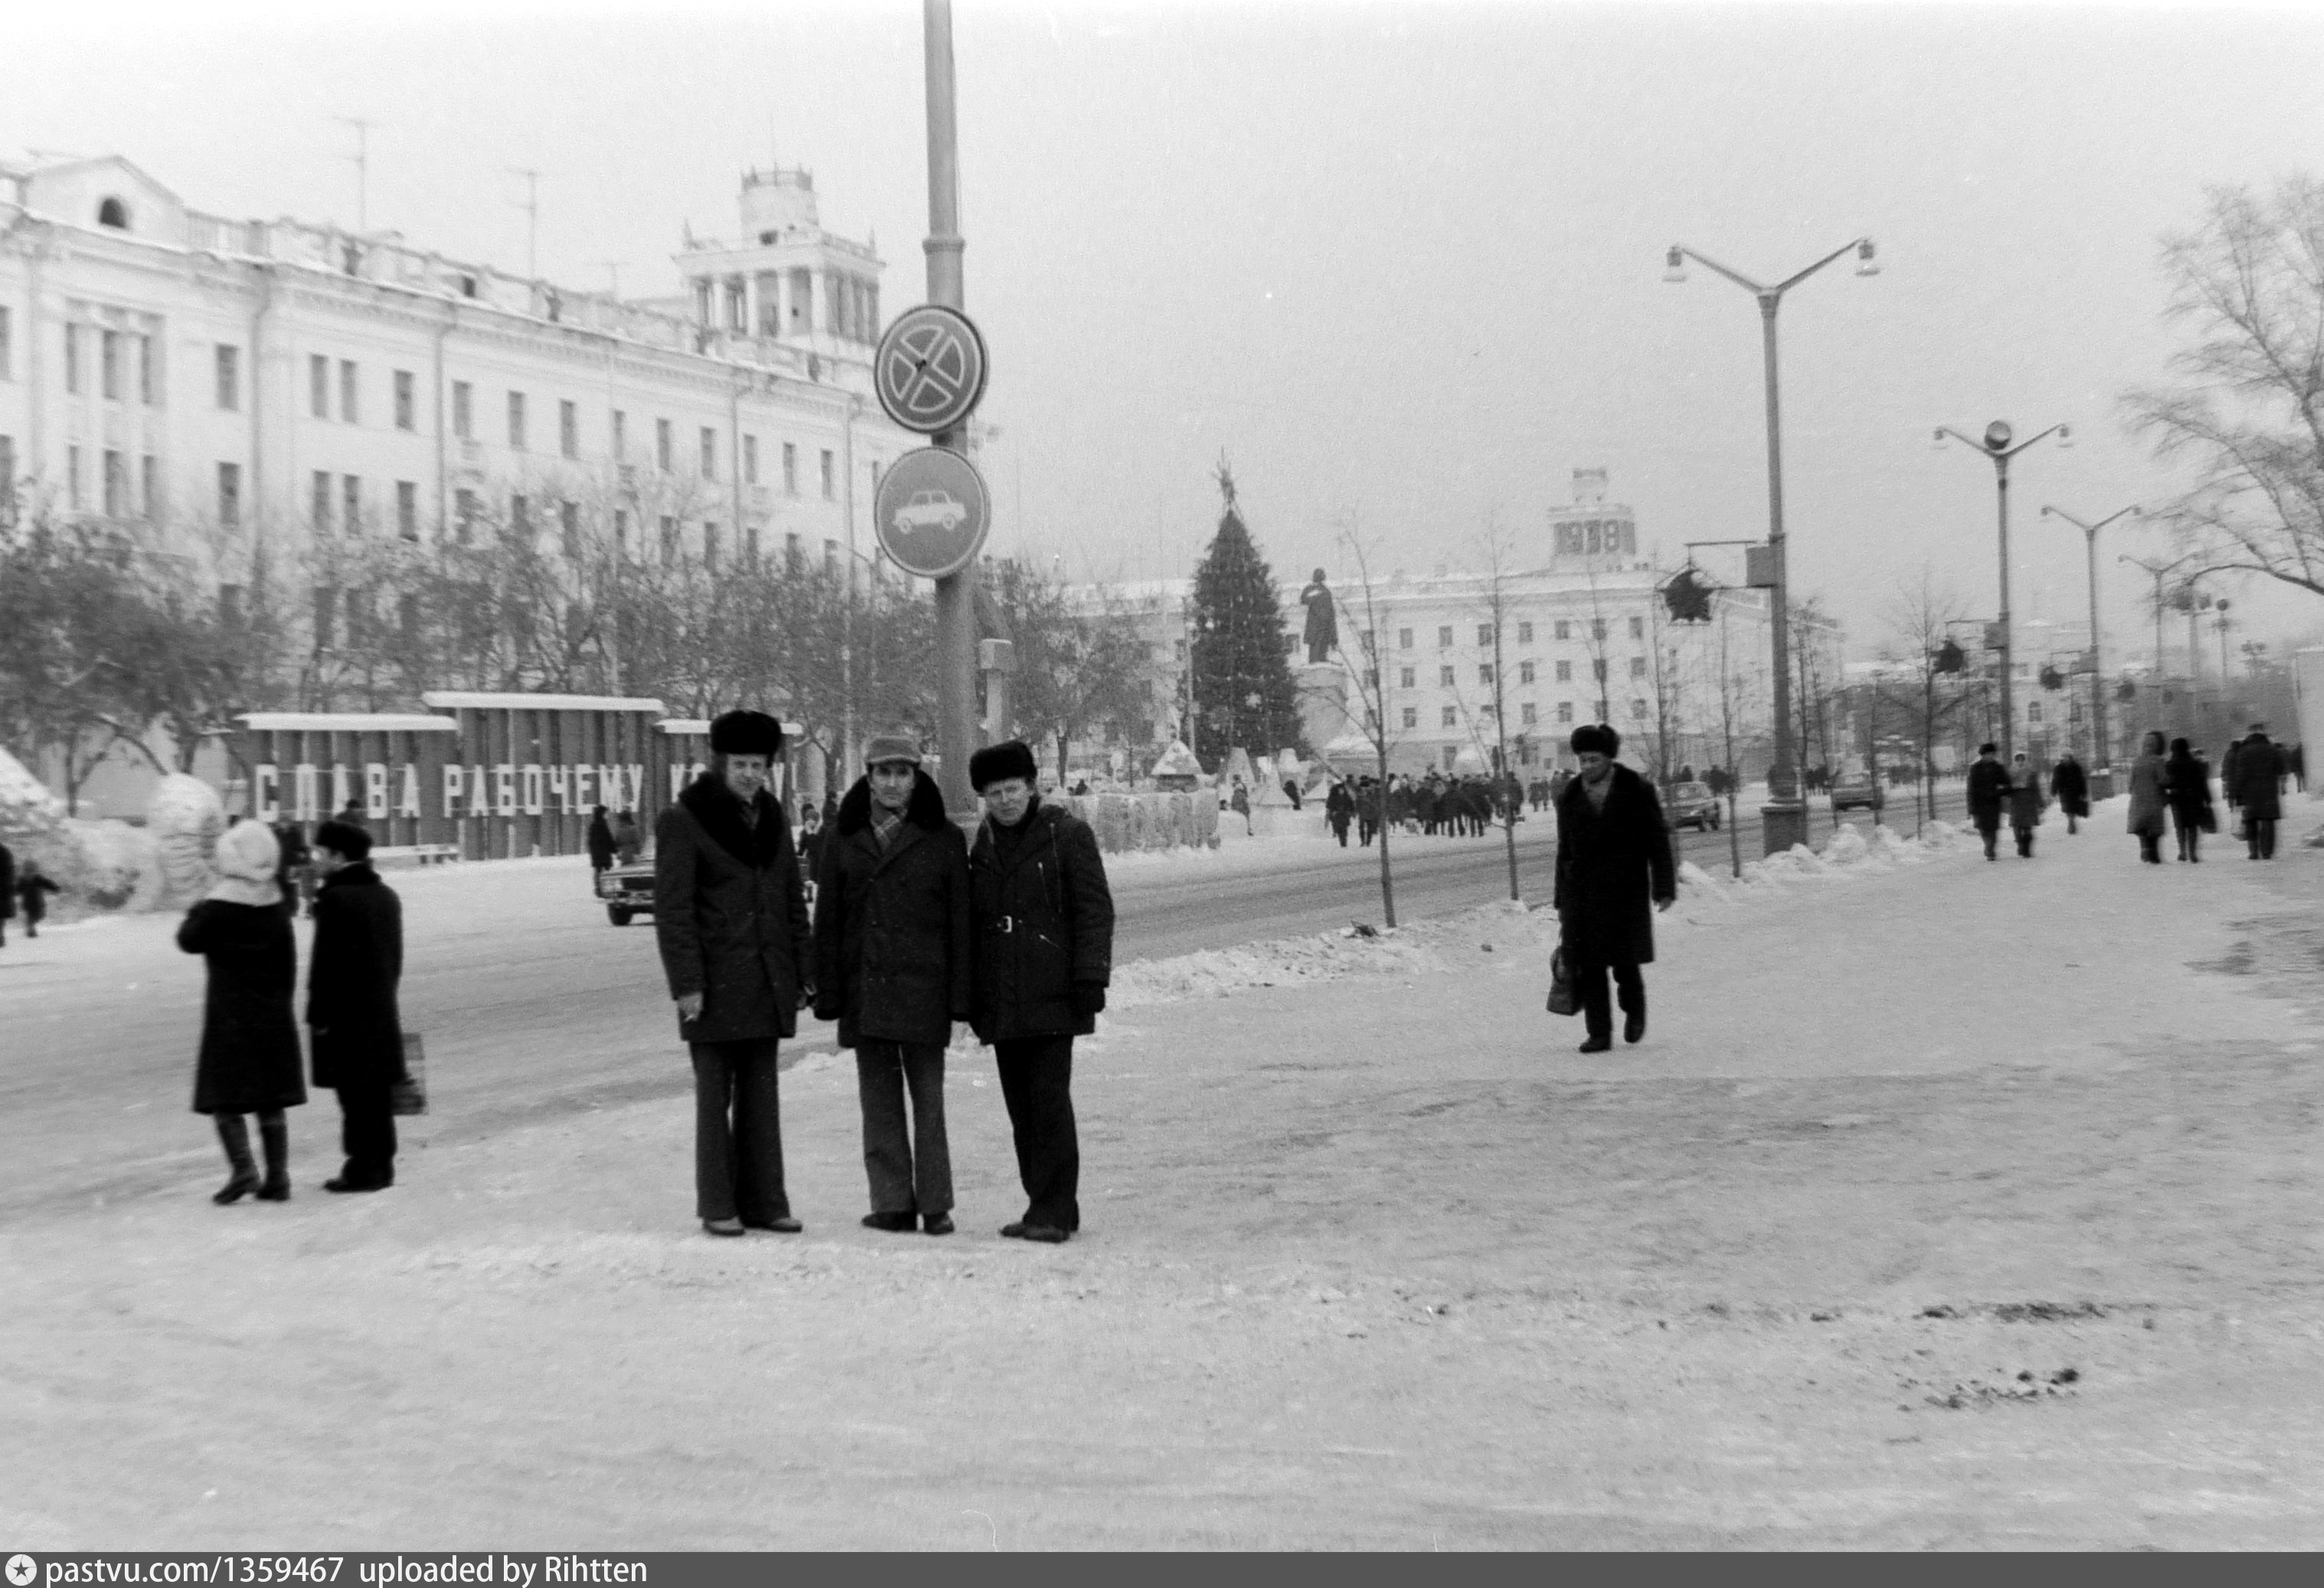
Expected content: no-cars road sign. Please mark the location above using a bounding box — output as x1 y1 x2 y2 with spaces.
875 304 989 434
874 447 992 579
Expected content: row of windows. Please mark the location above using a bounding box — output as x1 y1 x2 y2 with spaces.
1400 701 1638 730
51 444 163 517
60 323 161 405
1396 656 1649 690
1396 618 1645 650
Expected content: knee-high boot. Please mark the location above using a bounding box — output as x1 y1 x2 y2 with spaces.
257 1110 290 1201
213 1114 260 1204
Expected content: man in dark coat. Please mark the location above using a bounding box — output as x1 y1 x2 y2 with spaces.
813 732 972 1237
16 858 60 936
1965 742 2011 861
0 836 15 949
2231 724 2286 859
1325 779 1354 846
180 819 305 1202
306 819 404 1193
587 805 617 876
1552 724 1675 1054
967 740 1115 1244
2050 753 2090 835
655 710 813 1237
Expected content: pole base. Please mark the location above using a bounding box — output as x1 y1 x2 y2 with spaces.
1760 801 1809 858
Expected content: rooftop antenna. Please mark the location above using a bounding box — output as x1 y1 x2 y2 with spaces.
336 117 373 232
508 166 539 278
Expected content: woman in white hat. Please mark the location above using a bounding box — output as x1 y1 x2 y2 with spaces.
176 820 307 1203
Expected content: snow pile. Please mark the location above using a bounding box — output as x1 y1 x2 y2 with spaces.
145 773 227 907
1112 923 1446 1006
53 819 162 913
0 744 68 850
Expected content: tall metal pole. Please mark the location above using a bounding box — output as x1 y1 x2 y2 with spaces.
1759 295 1799 825
2085 527 2102 762
923 0 977 814
1995 454 2013 761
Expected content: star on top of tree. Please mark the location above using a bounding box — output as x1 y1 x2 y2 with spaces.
1214 453 1237 513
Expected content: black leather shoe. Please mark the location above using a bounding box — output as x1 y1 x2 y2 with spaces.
323 1176 388 1194
999 1221 1027 1239
1019 1223 1068 1243
743 1216 803 1233
861 1211 917 1233
702 1217 746 1237
212 1171 260 1206
1623 1013 1646 1044
1577 1036 1613 1054
923 1213 955 1236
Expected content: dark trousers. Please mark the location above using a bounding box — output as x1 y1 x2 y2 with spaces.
2013 823 2035 857
335 1080 396 1187
2173 815 2202 861
1976 816 2000 858
690 1038 787 1223
855 1041 952 1215
2249 817 2277 859
1573 956 1644 1044
994 1036 1080 1231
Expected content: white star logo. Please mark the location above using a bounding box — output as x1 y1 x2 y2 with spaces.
7 1556 38 1587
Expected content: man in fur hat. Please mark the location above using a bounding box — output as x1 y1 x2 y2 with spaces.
654 709 813 1237
966 739 1115 1243
813 730 971 1236
306 819 405 1191
1551 724 1675 1054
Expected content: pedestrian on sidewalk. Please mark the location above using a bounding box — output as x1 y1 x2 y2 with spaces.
273 820 312 920
0 835 14 949
968 739 1116 1245
1966 743 2010 861
2126 730 2170 865
1551 724 1675 1055
587 804 617 879
178 821 305 1204
305 819 405 1194
1229 776 1252 835
2164 737 2215 862
813 732 971 1238
15 856 60 936
2007 752 2047 858
612 808 642 866
2050 752 2090 835
1325 779 1353 847
2230 723 2286 860
654 711 812 1238
796 803 826 908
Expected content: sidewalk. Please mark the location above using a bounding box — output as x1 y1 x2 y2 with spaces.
2 802 2319 1547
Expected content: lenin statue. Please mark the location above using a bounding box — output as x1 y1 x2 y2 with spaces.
1299 569 1338 665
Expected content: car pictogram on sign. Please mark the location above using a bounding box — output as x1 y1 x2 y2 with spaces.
891 489 967 534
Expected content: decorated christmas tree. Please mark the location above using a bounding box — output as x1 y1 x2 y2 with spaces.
1188 457 1304 767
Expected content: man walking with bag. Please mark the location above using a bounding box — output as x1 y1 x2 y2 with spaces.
306 819 405 1193
814 733 972 1237
655 711 813 1237
1551 725 1675 1055
967 740 1115 1244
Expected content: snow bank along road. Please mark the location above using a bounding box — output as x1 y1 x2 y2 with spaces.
0 784 1976 1214
2 797 2318 1545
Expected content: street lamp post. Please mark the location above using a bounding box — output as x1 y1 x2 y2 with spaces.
2039 502 2137 769
1934 420 2072 761
923 0 978 814
1665 236 1876 854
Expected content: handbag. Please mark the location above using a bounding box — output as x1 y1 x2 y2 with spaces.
391 1031 429 1116
1545 947 1579 1018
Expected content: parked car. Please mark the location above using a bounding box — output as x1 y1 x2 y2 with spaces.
1662 779 1721 832
1829 773 1885 813
597 858 655 926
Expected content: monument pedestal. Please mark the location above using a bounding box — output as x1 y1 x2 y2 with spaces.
1295 661 1353 751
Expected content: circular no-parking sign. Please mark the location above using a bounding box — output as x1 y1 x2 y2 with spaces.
874 304 989 434
874 447 992 579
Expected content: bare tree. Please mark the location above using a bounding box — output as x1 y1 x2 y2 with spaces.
1327 518 1404 926
1880 569 1973 836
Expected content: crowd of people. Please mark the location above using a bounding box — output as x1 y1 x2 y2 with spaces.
1315 771 1529 848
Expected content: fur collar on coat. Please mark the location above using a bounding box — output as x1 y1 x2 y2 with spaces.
678 773 789 868
834 769 950 838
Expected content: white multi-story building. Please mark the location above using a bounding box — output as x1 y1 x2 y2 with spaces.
1064 470 1834 781
0 153 911 588
0 153 918 811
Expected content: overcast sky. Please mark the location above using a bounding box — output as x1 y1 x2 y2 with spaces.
12 0 2324 663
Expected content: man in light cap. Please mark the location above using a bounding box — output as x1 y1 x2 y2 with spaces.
814 730 971 1236
966 739 1114 1243
655 709 812 1237
1551 724 1674 1054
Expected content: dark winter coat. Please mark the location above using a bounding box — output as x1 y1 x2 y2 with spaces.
1552 765 1675 968
306 862 406 1090
2163 751 2215 829
812 772 972 1050
796 822 826 882
653 773 813 1044
2126 753 2170 837
178 900 307 1115
587 814 617 868
2050 759 2090 818
0 840 14 920
2230 737 2285 821
1966 758 2011 829
18 873 59 921
2220 741 2243 805
968 797 1116 1043
2006 764 2047 828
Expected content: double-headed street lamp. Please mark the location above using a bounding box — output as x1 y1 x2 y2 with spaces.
2039 502 2138 766
1665 235 1878 856
1933 420 2073 761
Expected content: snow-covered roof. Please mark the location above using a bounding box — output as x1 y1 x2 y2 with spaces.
421 692 668 714
239 713 458 734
